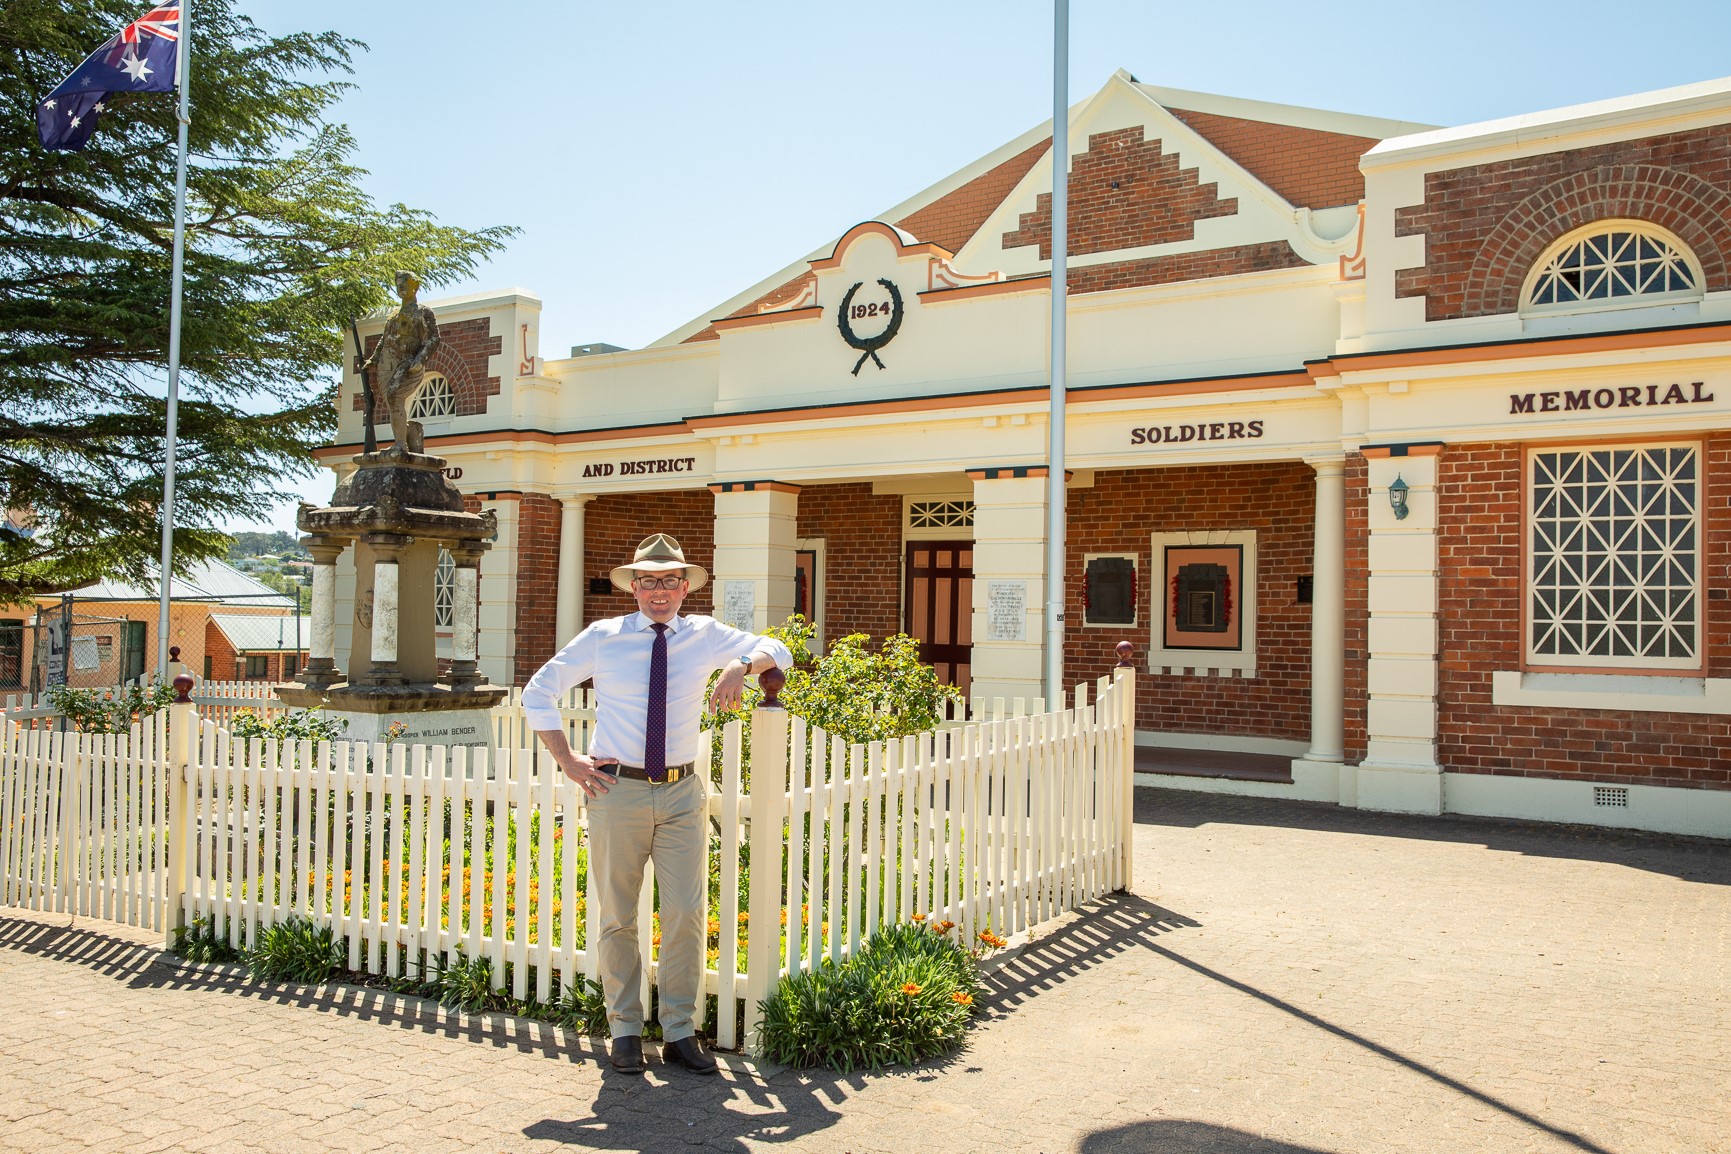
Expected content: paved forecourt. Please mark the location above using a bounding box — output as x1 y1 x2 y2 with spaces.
1 788 1725 1154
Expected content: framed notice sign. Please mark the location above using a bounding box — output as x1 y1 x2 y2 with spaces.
1148 531 1258 677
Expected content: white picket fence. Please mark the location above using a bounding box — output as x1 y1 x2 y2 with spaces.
0 669 1135 1053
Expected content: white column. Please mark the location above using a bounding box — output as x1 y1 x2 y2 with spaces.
710 483 801 633
1356 451 1443 814
446 540 485 687
303 537 343 684
555 495 592 646
364 532 407 684
968 469 1049 708
1305 458 1345 763
476 500 517 688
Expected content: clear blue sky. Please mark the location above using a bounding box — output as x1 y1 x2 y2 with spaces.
230 0 1731 531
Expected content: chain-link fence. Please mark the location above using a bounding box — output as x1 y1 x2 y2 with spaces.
31 608 143 693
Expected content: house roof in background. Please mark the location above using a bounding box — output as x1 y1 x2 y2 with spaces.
62 559 296 608
209 614 311 653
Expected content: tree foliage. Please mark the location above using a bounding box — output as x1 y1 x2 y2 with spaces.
0 0 515 601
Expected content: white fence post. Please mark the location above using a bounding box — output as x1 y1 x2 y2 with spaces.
164 674 197 946
742 670 790 1057
1114 643 1136 894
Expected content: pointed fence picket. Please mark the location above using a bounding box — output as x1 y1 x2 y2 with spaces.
1 664 1136 1054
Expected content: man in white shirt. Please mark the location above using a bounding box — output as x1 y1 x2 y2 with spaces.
521 533 792 1076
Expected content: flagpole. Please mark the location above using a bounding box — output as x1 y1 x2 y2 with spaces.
1044 0 1069 707
154 0 191 679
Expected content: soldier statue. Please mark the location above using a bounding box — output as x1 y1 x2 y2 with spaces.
360 270 441 456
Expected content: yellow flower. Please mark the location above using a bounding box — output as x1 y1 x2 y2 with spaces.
951 992 972 1006
900 982 921 996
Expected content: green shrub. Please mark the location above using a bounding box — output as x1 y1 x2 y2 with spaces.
171 916 243 965
433 952 512 1015
246 916 345 984
230 706 348 744
47 681 175 734
549 975 610 1035
756 919 987 1072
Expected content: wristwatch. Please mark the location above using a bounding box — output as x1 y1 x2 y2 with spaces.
735 655 753 671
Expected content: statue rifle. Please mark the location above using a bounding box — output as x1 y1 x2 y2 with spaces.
349 321 377 454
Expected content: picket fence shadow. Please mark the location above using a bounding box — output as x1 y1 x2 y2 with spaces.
0 670 1135 1053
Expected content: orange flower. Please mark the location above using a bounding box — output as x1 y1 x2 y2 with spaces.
900 982 921 996
911 912 927 922
951 992 973 1006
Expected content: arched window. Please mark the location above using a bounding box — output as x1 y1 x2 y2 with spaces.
409 373 455 420
1522 222 1701 316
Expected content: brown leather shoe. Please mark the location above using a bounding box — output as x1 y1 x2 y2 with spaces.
609 1034 644 1074
661 1035 718 1075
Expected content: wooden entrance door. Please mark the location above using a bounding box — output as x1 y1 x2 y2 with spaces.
905 541 973 695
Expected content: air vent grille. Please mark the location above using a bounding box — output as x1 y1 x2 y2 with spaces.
1593 786 1629 808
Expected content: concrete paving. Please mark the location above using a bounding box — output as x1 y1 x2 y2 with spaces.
2 788 1726 1154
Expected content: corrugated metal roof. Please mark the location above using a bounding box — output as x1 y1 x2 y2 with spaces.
64 559 295 608
209 614 311 652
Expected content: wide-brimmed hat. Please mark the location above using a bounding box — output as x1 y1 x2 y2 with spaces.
609 533 708 592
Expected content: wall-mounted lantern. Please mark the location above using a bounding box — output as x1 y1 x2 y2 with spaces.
1388 474 1410 520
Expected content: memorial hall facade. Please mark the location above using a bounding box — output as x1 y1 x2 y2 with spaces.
318 71 1731 837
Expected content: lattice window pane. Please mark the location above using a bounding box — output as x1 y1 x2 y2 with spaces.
409 374 455 419
909 500 975 529
434 548 455 628
1528 444 1699 667
1526 228 1697 312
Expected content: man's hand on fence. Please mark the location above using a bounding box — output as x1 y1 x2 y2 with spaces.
709 662 749 712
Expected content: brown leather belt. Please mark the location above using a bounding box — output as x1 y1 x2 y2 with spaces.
602 762 694 784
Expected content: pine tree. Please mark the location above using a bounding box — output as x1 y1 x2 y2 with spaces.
0 0 514 601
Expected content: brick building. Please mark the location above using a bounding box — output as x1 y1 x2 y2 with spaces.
316 72 1731 837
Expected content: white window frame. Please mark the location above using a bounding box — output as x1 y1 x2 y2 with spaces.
1520 220 1703 320
1525 441 1703 673
905 498 975 539
433 547 455 630
1148 530 1257 678
409 373 455 420
795 537 825 653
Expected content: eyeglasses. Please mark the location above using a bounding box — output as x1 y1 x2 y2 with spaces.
632 574 686 590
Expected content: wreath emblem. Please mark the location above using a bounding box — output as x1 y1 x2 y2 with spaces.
837 278 904 375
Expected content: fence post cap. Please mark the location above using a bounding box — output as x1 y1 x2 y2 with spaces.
172 673 195 704
169 645 181 662
758 665 785 709
1115 641 1134 668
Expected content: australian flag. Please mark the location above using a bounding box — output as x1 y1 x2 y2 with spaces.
37 4 180 151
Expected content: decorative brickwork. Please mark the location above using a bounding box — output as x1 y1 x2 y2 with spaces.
1394 125 1731 321
512 493 562 685
1063 463 1315 741
794 483 904 648
1003 126 1237 260
581 491 716 629
354 316 502 421
1064 240 1308 295
1166 106 1378 210
1435 440 1731 790
1343 455 1369 764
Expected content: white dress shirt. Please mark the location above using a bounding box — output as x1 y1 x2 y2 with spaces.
520 611 793 767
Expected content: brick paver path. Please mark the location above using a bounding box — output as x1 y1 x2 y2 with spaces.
2 789 1725 1153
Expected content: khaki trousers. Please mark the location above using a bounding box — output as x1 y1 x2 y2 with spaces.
585 773 708 1041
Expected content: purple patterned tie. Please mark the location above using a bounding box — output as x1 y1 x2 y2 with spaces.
644 622 669 781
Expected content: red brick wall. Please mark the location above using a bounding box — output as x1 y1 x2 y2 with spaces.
1344 456 1369 763
1436 440 1731 790
1166 106 1378 210
1004 126 1237 260
795 483 904 648
1064 241 1307 295
1394 124 1731 321
512 493 563 684
1063 463 1316 740
355 316 503 421
582 491 716 628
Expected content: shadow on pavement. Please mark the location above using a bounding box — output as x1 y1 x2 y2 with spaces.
994 892 1618 1154
1134 785 1730 885
1080 1119 1339 1153
0 912 858 1151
